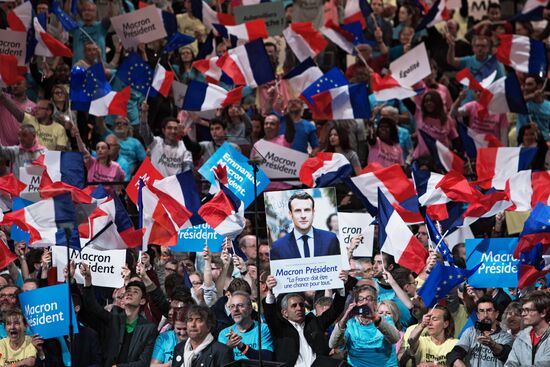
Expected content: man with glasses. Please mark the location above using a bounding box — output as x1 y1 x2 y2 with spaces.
218 291 273 361
505 290 550 366
0 285 23 338
447 295 513 367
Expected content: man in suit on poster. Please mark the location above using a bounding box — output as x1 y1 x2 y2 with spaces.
270 191 341 260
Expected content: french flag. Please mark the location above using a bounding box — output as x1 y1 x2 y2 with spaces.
320 20 356 54
310 84 371 120
33 18 72 58
198 166 245 239
346 164 423 224
476 147 538 190
89 86 131 117
0 55 25 86
126 157 165 205
457 123 502 161
413 169 480 207
152 170 202 225
151 64 174 98
419 131 464 173
514 203 550 258
213 19 268 43
518 243 550 289
0 239 16 270
479 73 528 115
216 39 275 88
283 57 323 95
343 0 372 28
299 152 353 188
512 0 549 21
192 56 233 85
415 0 449 31
0 174 27 198
505 170 550 211
371 72 416 102
455 68 485 93
283 22 328 62
191 0 235 31
496 34 548 77
182 80 243 111
1 193 77 247
377 188 428 274
462 191 512 226
33 151 85 189
7 1 32 31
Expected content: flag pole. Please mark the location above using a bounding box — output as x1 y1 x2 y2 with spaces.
144 59 162 101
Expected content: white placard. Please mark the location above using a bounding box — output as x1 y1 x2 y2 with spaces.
389 42 431 87
254 140 309 184
111 6 167 48
53 246 126 288
19 165 44 203
0 30 27 66
468 0 491 21
172 80 187 108
337 212 374 260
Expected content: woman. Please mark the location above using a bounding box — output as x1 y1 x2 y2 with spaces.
329 285 400 366
250 114 265 146
407 305 457 367
518 123 548 170
189 271 206 305
325 126 362 175
220 103 252 153
378 300 404 352
367 118 404 168
501 301 523 338
73 126 125 194
171 46 204 83
392 4 418 41
413 91 458 160
150 308 189 367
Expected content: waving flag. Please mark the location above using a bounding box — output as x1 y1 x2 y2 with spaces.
0 55 25 87
216 39 275 88
192 56 234 85
514 203 550 257
152 170 202 225
151 64 175 98
457 123 502 160
33 18 72 58
425 214 455 265
7 1 32 32
419 131 464 173
310 84 370 120
126 158 164 204
51 1 79 31
33 151 85 189
456 68 484 93
377 188 428 274
347 164 423 224
0 174 26 198
511 0 549 21
89 86 131 117
191 0 235 31
371 72 416 102
320 20 355 54
299 152 353 188
518 243 550 289
116 52 154 95
343 0 372 27
283 22 328 62
476 147 537 190
496 35 548 77
70 63 111 110
416 0 449 31
213 19 268 44
413 169 479 207
479 73 528 115
505 170 550 212
301 67 348 107
462 191 512 226
182 81 244 111
0 239 16 269
283 57 323 95
162 32 196 54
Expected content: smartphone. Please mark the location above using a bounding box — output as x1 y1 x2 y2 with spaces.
475 321 492 332
350 305 372 318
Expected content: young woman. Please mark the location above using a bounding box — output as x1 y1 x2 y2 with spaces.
325 126 362 175
220 103 252 152
367 118 404 168
171 46 204 83
150 308 189 367
378 300 404 352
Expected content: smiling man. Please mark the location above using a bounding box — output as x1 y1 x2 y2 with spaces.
270 191 341 260
0 309 38 366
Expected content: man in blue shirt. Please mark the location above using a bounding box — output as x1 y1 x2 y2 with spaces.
218 291 273 361
517 75 550 141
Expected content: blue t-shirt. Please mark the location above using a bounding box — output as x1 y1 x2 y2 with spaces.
119 136 146 172
152 330 178 363
70 21 109 65
458 56 505 104
218 321 273 360
278 119 319 153
344 316 398 367
517 100 550 141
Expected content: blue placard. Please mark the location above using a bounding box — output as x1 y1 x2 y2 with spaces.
172 223 224 252
466 237 520 288
11 197 33 244
19 283 79 339
198 142 270 208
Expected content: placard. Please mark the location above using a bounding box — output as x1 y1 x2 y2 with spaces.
468 0 491 21
111 6 167 48
172 223 224 252
0 30 27 66
389 42 431 87
338 212 374 259
466 237 520 288
234 1 285 36
19 165 44 202
253 140 308 184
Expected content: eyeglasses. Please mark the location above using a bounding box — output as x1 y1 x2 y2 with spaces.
0 293 17 299
417 232 428 236
521 308 538 314
191 281 202 286
408 280 418 286
356 295 375 302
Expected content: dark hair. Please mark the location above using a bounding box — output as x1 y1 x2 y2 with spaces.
23 278 40 289
326 126 351 151
391 267 414 289
313 296 333 309
2 309 25 324
326 213 338 231
288 191 315 211
476 295 497 311
161 117 178 130
421 91 446 124
517 124 541 145
171 286 195 305
186 304 216 330
173 307 189 323
126 281 147 299
521 290 550 322
514 21 534 35
398 3 419 27
487 2 501 10
209 117 227 130
378 118 399 145
352 284 378 302
165 273 185 299
525 74 544 86
227 278 251 295
434 305 455 339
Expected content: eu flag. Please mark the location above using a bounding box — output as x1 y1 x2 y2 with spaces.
425 214 455 265
163 32 195 54
116 52 154 95
70 63 111 111
51 1 79 31
301 67 348 107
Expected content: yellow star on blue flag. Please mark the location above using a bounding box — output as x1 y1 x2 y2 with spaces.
116 52 154 95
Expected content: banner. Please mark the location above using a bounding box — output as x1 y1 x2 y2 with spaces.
199 142 270 208
253 140 308 184
337 212 374 261
19 165 44 202
234 1 285 36
389 42 431 87
468 0 491 20
172 223 224 252
0 30 27 66
466 237 520 288
19 283 78 339
265 187 343 294
111 6 167 48
52 246 126 288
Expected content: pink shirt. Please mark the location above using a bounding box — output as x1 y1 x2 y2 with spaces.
460 101 507 140
0 97 35 146
86 157 125 193
368 137 404 168
413 112 458 159
415 82 454 112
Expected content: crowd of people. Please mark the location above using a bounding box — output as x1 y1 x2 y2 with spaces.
0 0 550 366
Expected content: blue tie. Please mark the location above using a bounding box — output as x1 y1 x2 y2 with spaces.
301 235 310 258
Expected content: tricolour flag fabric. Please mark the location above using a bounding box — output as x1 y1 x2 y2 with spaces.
371 72 416 102
479 73 528 115
126 158 164 204
377 188 428 274
283 22 328 62
7 1 32 32
320 20 355 54
518 243 550 289
511 0 549 21
514 203 550 258
192 56 234 85
213 19 268 43
0 55 24 87
457 122 502 160
505 170 550 212
413 169 479 207
299 152 353 188
191 0 235 31
283 57 324 96
216 39 275 88
415 0 449 31
198 184 245 239
151 64 175 97
462 191 512 226
495 34 548 77
310 84 370 120
33 18 72 58
0 239 16 269
33 151 85 189
343 0 372 27
182 81 244 111
0 174 27 198
152 170 202 225
419 131 464 173
301 67 348 112
455 67 484 93
476 147 538 190
89 86 131 117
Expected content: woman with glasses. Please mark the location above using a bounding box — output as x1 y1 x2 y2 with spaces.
329 285 401 366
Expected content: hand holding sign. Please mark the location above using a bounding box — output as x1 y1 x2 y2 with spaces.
80 262 92 287
266 275 277 293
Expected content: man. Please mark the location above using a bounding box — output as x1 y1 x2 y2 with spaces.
0 80 35 146
171 305 233 367
111 116 146 175
68 0 111 64
447 296 513 367
105 134 132 181
218 291 273 360
279 99 320 155
140 103 194 177
416 224 429 249
505 290 550 366
0 309 38 366
517 74 550 141
238 235 257 263
80 263 157 367
0 93 68 151
0 124 46 179
263 273 349 366
270 191 341 260
198 118 239 166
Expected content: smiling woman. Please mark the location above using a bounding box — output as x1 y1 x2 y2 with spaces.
0 309 38 367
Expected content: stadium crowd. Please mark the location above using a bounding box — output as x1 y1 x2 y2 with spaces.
0 0 550 366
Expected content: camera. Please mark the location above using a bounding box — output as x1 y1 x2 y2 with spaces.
475 321 492 332
350 305 372 318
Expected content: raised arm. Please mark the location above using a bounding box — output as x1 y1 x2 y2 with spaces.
139 102 154 146
0 92 24 122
